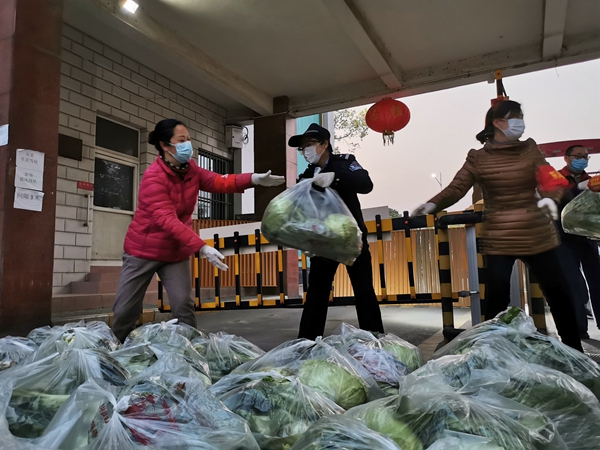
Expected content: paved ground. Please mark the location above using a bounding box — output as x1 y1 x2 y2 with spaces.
193 305 473 358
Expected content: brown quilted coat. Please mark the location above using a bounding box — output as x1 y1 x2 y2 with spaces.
429 138 560 256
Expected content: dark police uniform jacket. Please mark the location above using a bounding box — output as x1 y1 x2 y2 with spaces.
297 153 373 246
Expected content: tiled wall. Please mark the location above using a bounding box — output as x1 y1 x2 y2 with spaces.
54 24 231 294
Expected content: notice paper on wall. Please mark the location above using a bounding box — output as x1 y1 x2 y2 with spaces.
14 188 44 212
15 166 43 191
16 149 44 172
0 124 8 146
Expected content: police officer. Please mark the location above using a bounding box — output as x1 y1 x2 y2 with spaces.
289 123 384 340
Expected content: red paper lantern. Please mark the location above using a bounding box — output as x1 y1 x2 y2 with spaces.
365 97 410 145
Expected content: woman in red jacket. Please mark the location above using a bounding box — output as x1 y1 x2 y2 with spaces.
112 119 284 342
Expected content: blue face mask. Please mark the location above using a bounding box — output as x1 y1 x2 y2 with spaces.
571 158 588 172
169 141 193 163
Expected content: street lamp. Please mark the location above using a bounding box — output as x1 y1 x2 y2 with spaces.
431 173 443 191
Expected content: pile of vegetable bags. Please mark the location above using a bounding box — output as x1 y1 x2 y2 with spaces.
345 369 567 450
0 319 271 449
428 337 600 448
4 310 600 449
261 179 363 265
433 307 600 400
1 321 128 443
324 323 423 395
42 356 260 450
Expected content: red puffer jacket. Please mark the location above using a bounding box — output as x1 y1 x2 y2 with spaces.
124 158 253 262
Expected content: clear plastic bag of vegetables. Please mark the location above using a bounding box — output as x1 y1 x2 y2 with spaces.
561 190 600 239
210 371 343 449
191 332 265 382
261 179 363 265
44 371 260 450
433 307 600 400
346 370 563 450
0 348 129 440
110 343 159 377
123 319 207 346
122 322 212 385
0 337 37 371
324 323 422 394
430 337 600 449
232 338 383 409
289 415 402 450
27 321 121 361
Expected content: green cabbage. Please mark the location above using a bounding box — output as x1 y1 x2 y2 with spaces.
346 398 423 450
297 359 368 409
324 213 360 245
381 341 422 372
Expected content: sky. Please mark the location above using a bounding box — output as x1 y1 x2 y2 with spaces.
339 59 600 214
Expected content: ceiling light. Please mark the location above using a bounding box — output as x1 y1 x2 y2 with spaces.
123 0 139 14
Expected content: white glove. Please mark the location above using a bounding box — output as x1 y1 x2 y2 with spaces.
537 198 559 221
251 170 285 187
411 202 436 217
199 245 228 271
312 172 335 188
578 180 590 190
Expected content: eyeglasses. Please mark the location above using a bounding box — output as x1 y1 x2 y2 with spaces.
569 154 590 160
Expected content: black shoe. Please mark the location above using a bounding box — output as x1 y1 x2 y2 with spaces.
580 331 591 339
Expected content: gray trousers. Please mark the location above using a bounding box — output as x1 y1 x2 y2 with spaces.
112 253 196 342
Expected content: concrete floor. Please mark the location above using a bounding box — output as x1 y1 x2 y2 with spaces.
193 305 472 355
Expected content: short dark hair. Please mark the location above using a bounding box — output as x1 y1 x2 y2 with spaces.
565 145 586 157
148 118 185 156
476 100 523 144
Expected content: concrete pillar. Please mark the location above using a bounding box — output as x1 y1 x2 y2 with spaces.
0 0 63 335
254 96 299 298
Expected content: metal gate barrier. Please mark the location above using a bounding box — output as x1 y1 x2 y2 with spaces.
157 206 548 332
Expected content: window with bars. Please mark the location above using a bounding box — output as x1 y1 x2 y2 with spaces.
197 150 234 219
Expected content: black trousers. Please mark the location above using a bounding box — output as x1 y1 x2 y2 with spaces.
298 249 384 340
485 248 583 352
558 235 600 330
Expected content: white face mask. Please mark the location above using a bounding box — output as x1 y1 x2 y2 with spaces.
302 145 322 165
501 118 525 141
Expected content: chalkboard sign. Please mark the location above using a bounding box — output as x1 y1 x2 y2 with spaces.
93 158 134 211
95 117 139 157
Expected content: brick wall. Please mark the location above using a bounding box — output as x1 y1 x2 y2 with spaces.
54 24 231 294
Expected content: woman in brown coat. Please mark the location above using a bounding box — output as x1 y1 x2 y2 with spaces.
412 100 582 351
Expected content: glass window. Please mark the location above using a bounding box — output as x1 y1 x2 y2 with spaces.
93 158 134 211
197 150 233 219
95 117 139 157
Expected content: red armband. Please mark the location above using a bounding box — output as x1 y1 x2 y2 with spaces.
589 175 600 192
536 165 569 192
212 173 237 192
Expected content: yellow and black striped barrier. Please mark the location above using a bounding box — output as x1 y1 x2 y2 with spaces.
158 213 480 319
301 253 308 304
528 271 548 333
375 214 387 300
194 251 200 309
277 246 285 304
255 229 263 306
435 212 455 329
